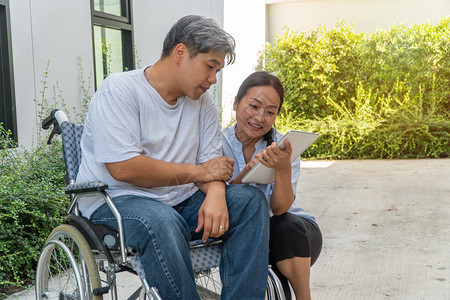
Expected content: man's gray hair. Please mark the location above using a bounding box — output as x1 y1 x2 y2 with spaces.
162 15 236 65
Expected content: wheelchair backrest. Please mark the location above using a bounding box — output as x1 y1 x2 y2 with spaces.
60 122 84 184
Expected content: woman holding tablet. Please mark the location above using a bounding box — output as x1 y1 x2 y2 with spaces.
222 71 322 300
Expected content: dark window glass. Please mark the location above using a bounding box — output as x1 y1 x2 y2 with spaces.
0 0 16 142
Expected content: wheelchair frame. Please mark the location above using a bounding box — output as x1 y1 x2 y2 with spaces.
35 109 286 300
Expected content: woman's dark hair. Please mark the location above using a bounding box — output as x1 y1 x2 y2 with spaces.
235 71 284 145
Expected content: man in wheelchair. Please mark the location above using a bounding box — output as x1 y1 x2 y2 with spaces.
76 15 270 299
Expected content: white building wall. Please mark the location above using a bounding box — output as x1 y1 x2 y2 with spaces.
8 0 35 148
9 0 94 148
266 0 450 43
222 0 266 126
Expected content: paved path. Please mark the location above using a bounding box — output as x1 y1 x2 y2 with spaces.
300 159 450 300
8 159 450 299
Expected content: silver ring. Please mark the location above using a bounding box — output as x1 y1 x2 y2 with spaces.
219 225 225 229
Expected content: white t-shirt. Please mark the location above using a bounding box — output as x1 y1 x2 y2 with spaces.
77 67 222 217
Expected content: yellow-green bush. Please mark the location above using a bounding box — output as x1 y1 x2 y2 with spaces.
264 19 450 158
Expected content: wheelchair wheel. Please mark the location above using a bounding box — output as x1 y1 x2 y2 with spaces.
195 267 221 300
36 224 102 300
266 268 286 300
193 267 286 300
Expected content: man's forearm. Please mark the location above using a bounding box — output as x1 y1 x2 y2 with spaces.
106 155 204 187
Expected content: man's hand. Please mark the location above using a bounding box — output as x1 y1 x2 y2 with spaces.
198 156 234 182
196 182 229 242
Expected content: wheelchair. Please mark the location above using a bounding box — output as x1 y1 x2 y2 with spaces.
35 109 286 300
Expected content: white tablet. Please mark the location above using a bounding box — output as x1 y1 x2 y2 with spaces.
241 130 319 184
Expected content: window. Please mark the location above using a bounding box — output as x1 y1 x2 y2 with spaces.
0 0 16 142
92 0 134 88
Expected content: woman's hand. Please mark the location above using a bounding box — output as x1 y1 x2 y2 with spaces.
230 139 292 185
244 151 263 172
259 139 292 172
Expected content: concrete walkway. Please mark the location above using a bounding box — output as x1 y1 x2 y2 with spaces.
8 159 450 299
300 159 450 300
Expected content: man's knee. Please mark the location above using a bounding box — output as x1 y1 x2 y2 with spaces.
132 208 187 236
228 184 267 207
226 184 269 225
122 210 190 254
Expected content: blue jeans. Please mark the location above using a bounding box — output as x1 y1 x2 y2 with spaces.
90 184 269 299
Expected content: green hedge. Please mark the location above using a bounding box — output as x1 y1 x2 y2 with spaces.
0 58 89 297
0 128 68 297
263 19 450 158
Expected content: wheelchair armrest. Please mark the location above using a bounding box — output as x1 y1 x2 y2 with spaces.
65 181 108 194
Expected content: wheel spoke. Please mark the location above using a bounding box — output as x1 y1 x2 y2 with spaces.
36 225 102 300
195 268 221 299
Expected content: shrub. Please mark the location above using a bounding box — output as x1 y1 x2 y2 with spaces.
0 58 91 297
274 81 450 159
0 132 68 296
264 18 450 158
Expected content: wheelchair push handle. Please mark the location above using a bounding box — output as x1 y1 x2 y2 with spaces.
41 109 69 144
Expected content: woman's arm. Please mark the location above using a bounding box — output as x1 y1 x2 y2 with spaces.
270 164 295 215
261 140 295 215
228 139 295 215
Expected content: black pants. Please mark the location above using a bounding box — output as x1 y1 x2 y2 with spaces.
269 212 323 299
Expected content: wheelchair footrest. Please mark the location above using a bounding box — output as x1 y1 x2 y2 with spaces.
93 286 110 296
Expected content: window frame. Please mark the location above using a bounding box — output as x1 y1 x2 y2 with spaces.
0 0 17 142
91 0 134 89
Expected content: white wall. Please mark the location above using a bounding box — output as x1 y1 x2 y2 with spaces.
266 0 450 42
9 0 94 148
222 0 266 126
